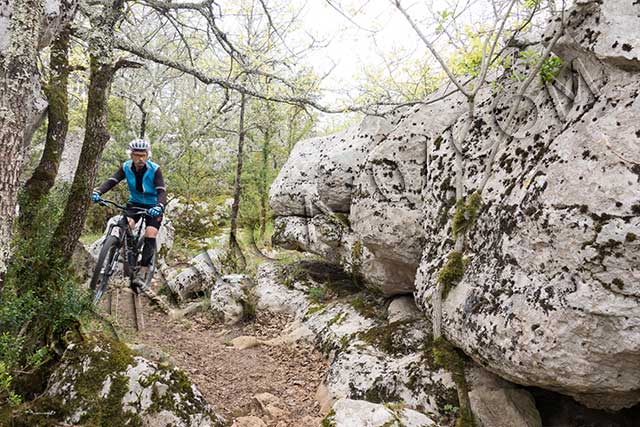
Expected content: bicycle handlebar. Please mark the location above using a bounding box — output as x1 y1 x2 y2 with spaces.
97 199 150 215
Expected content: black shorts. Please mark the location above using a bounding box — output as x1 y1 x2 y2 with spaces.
125 202 163 229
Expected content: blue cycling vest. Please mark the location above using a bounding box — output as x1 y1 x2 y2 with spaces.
123 160 159 205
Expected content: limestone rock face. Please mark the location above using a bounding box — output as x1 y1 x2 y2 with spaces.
209 274 251 324
254 263 310 317
387 296 423 324
414 2 640 410
269 0 640 411
270 115 395 217
556 0 640 71
39 338 225 427
467 367 542 427
269 135 329 217
254 263 457 422
325 399 435 427
272 215 345 263
317 115 396 212
270 90 465 295
350 89 467 294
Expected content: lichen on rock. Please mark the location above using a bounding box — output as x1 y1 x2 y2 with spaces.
11 335 225 427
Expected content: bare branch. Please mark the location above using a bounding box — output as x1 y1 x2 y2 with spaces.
113 58 144 71
392 0 469 97
478 12 566 193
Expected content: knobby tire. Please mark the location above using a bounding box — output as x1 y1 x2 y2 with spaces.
90 235 120 305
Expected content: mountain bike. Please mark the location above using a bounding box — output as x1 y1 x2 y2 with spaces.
89 199 157 305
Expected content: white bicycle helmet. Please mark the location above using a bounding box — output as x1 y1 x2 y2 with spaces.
128 138 150 151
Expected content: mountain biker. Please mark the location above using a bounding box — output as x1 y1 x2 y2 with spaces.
91 138 167 287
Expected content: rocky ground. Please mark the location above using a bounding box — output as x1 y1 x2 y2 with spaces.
106 279 328 427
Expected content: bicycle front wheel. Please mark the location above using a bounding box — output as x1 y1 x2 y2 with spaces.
90 235 120 305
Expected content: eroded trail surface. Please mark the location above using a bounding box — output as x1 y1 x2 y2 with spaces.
110 286 327 426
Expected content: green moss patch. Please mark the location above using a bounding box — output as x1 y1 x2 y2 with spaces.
432 338 475 427
357 321 420 356
7 335 220 427
349 294 384 320
321 409 337 427
438 251 465 299
452 192 482 239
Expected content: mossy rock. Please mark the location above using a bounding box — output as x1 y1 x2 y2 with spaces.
357 320 422 356
6 335 224 427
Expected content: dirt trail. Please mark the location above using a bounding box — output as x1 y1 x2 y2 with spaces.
104 283 328 426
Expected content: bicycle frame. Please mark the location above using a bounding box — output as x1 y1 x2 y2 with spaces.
99 200 149 281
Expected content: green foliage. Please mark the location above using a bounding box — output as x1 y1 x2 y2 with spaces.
433 337 465 382
107 96 132 144
449 28 494 78
540 56 563 83
444 403 459 416
523 0 543 9
241 289 258 321
1 187 92 407
322 409 337 427
358 320 420 356
355 55 441 104
171 197 224 241
0 362 22 406
517 49 563 84
433 338 476 427
307 287 328 304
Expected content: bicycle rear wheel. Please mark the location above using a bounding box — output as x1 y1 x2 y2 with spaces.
90 235 120 305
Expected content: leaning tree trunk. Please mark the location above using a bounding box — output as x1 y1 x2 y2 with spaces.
49 0 124 264
50 56 115 263
229 92 247 264
0 0 45 289
18 26 71 236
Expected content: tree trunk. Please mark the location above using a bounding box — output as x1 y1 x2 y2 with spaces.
259 131 270 240
50 57 115 263
0 0 45 289
138 98 147 138
229 92 246 262
49 0 124 264
19 26 71 235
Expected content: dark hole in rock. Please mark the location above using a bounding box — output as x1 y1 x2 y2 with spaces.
528 387 640 427
295 260 363 295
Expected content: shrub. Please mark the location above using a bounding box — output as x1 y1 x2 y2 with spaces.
1 187 91 406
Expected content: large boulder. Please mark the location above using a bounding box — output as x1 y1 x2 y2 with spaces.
555 0 640 71
317 115 396 212
209 274 251 324
270 115 396 217
269 0 640 412
350 90 467 294
415 1 640 410
467 367 542 427
18 336 225 426
270 90 466 295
